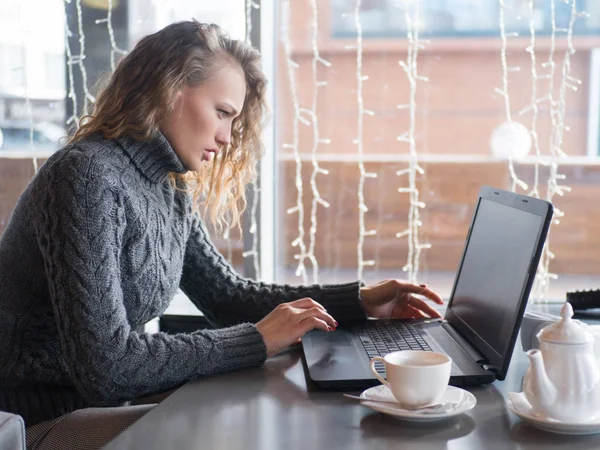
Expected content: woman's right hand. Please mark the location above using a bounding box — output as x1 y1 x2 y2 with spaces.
256 298 338 357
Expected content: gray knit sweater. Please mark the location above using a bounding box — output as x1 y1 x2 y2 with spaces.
0 133 366 426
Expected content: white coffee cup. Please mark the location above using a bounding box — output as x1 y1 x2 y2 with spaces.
369 350 452 409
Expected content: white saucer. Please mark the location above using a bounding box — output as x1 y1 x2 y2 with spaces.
507 391 600 435
359 385 476 422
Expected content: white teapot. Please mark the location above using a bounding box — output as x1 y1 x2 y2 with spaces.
522 302 600 422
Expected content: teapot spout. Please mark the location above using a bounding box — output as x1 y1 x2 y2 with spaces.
526 349 557 411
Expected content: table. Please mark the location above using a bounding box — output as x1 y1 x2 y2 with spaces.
104 317 600 450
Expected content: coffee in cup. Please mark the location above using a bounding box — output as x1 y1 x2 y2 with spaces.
370 350 452 409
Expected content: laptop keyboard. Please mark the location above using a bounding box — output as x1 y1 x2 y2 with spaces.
355 322 432 376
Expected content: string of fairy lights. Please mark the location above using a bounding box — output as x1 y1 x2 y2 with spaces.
498 0 584 301
394 1 430 284
536 0 587 301
94 0 127 71
521 0 542 199
245 0 259 47
240 0 261 278
64 2 79 134
73 0 94 116
497 0 529 192
521 0 548 299
281 0 309 284
282 0 333 284
304 0 332 285
63 0 96 132
353 0 378 281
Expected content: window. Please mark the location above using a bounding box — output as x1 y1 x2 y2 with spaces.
0 0 247 318
332 0 600 38
1 45 26 89
2 0 599 313
44 54 65 92
274 0 600 302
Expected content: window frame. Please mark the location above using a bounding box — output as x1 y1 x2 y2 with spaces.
588 47 600 158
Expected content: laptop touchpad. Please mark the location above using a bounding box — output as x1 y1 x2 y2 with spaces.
311 331 353 347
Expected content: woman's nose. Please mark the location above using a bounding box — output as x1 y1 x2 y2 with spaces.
216 127 231 146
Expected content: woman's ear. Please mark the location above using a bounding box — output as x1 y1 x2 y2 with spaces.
168 90 183 114
161 90 184 130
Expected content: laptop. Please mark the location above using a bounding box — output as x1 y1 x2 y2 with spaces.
301 186 554 389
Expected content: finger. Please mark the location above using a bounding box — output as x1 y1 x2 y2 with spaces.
287 297 327 312
298 307 337 329
390 303 426 319
397 281 444 305
407 295 443 318
406 304 430 319
298 316 330 335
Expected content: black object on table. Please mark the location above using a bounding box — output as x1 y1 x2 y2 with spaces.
567 289 600 311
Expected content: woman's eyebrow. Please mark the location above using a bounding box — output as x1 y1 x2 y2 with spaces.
223 102 240 116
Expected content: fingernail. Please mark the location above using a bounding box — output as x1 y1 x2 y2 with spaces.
334 321 339 327
327 326 333 331
420 284 427 288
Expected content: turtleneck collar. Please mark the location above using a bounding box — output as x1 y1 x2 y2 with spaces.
114 132 187 184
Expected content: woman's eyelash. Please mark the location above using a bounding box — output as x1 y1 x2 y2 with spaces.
218 109 231 118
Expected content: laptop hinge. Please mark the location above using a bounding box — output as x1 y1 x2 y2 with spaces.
482 364 500 375
441 322 487 364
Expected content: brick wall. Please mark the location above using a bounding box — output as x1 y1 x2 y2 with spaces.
278 159 600 275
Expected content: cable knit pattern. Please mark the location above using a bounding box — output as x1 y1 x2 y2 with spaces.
0 133 366 426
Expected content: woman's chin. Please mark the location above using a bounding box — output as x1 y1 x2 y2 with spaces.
181 160 204 172
186 153 212 170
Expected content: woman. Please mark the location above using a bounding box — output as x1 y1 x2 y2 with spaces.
0 20 443 448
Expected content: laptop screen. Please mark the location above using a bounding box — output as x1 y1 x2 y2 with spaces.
446 191 551 371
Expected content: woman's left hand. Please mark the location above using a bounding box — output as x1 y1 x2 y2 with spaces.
359 279 444 319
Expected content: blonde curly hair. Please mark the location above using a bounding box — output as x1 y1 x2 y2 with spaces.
69 20 267 231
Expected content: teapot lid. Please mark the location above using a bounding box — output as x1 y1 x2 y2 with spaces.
537 302 593 345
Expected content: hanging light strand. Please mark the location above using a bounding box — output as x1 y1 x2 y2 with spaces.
354 0 378 280
74 0 94 115
519 0 548 301
64 0 79 130
519 0 543 199
305 0 332 284
245 0 259 44
517 0 551 300
222 215 233 264
395 1 430 284
241 0 261 279
497 0 528 192
535 0 582 301
282 0 309 284
94 0 127 71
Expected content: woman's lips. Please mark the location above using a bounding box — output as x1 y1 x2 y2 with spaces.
202 149 217 161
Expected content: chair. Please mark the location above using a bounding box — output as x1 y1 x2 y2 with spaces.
0 411 25 450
